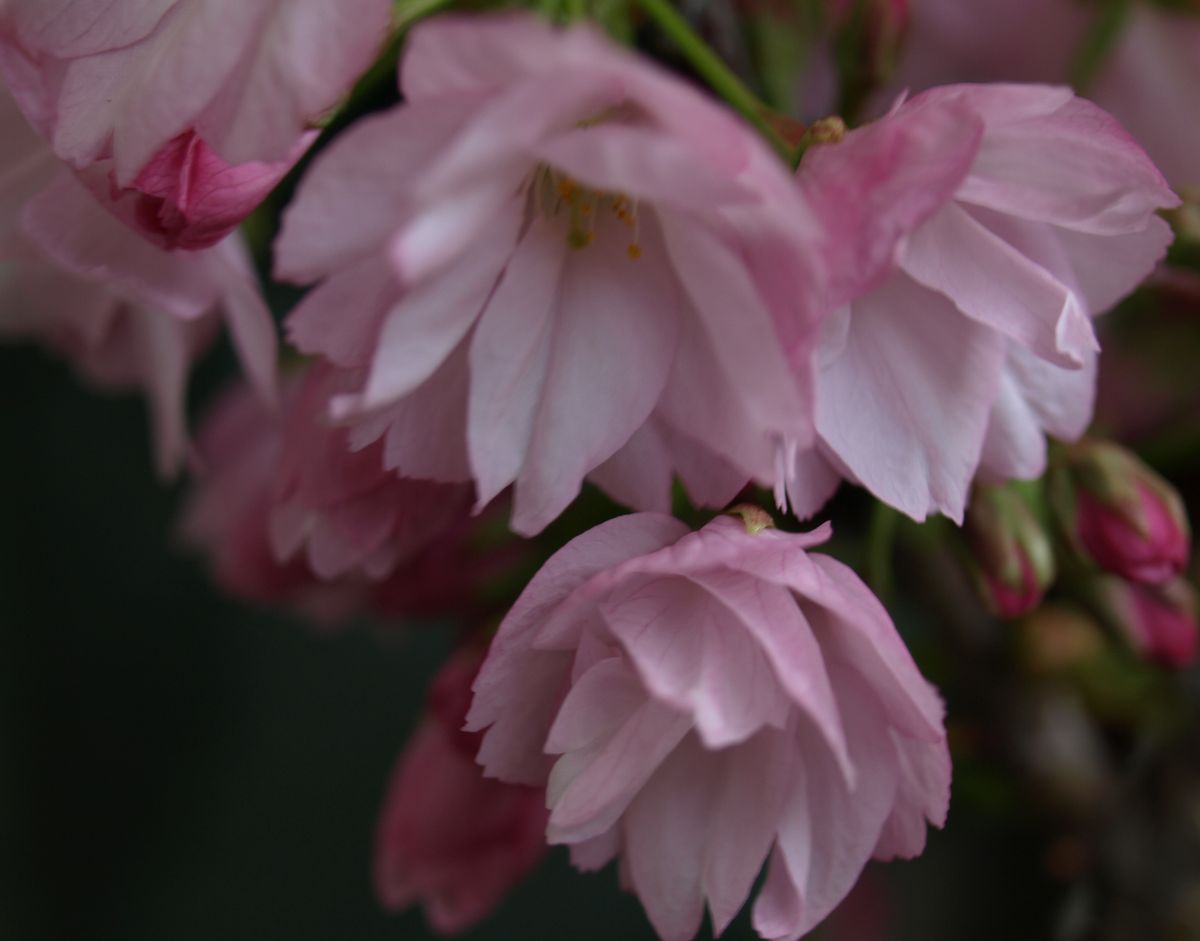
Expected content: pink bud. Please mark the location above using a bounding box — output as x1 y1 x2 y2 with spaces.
966 484 1056 619
85 131 310 251
1100 577 1199 668
1061 442 1191 586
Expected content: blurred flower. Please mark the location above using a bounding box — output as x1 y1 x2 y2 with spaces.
965 484 1056 618
1098 576 1199 668
375 646 547 933
1054 440 1190 585
181 364 518 625
275 13 824 536
268 363 472 583
787 83 1176 522
0 0 388 247
0 86 276 474
467 512 949 941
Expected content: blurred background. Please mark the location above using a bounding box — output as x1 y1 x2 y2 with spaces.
4 1 1200 939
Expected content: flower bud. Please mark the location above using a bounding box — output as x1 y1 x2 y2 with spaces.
1097 576 1199 668
966 484 1057 618
1054 440 1190 585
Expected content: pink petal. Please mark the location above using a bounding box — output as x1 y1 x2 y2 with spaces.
401 13 566 100
965 203 1174 315
943 86 1180 234
685 569 850 763
134 306 191 476
547 697 692 844
353 202 522 413
284 254 398 367
7 0 175 57
798 94 983 303
621 735 717 941
21 170 218 318
535 123 753 213
588 421 676 514
274 98 480 282
372 338 474 483
467 214 566 508
903 201 1097 368
511 214 681 535
600 573 792 748
815 275 1007 522
703 730 797 934
468 513 689 782
194 0 391 164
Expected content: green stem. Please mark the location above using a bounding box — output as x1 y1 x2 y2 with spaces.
635 0 794 163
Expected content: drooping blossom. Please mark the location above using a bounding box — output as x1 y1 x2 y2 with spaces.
466 511 950 941
0 0 390 247
275 13 826 536
375 646 548 933
180 364 515 625
0 87 276 474
786 84 1177 523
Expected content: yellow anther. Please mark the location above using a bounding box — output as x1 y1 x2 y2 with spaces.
627 243 642 261
568 229 594 250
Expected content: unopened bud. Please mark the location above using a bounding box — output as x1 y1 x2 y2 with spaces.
966 483 1056 618
1096 576 1199 668
1053 440 1190 585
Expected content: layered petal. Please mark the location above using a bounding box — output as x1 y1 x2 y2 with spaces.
470 514 950 941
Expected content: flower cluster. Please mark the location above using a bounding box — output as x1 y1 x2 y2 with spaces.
1 1 1195 939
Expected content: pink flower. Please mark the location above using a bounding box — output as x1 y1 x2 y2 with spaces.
375 646 548 933
1099 577 1199 669
0 0 388 247
787 84 1177 522
466 511 950 941
181 365 511 625
0 86 277 473
275 13 825 536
